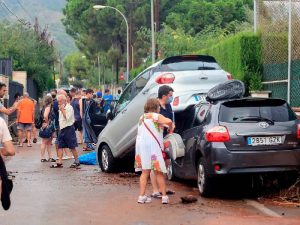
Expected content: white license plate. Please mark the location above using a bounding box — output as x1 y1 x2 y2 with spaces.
248 136 283 146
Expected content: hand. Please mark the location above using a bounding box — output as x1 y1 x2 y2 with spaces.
42 122 48 128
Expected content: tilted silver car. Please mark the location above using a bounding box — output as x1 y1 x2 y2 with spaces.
92 55 232 172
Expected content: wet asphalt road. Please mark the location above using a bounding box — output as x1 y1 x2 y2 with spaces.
0 143 300 225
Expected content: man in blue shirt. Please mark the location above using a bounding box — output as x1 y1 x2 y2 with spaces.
103 89 113 113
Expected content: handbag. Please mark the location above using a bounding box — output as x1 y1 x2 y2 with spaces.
142 118 170 159
0 155 13 210
39 121 55 138
39 105 56 139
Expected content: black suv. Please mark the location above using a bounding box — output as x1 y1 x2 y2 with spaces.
168 82 300 196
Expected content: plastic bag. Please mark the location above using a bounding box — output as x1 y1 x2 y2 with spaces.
78 152 97 165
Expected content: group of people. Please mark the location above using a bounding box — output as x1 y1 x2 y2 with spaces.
135 85 175 205
39 87 119 168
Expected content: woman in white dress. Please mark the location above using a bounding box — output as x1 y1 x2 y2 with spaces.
135 98 173 204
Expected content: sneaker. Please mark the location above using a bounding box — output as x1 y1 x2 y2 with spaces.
62 156 69 160
137 196 151 204
162 196 169 204
150 192 162 198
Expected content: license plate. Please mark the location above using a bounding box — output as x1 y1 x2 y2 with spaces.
247 136 283 146
194 95 206 102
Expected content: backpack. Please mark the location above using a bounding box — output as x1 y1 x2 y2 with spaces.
35 105 54 129
35 107 44 129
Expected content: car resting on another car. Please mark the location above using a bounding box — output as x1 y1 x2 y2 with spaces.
164 80 300 196
91 55 232 172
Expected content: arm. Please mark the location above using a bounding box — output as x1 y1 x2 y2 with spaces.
0 119 15 156
0 102 18 116
158 114 173 132
79 99 83 118
43 107 50 124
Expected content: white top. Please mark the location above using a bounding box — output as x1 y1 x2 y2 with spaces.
59 103 75 130
0 117 12 148
135 113 167 173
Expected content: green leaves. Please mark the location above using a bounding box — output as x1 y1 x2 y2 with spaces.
0 22 56 96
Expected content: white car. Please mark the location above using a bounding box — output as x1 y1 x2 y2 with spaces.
87 55 232 172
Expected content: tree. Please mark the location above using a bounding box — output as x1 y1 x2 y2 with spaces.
0 21 57 95
64 52 90 80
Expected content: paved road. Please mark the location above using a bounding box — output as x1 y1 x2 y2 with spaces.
0 143 299 225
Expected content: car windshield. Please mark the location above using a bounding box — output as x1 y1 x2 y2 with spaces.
219 99 297 123
160 56 221 71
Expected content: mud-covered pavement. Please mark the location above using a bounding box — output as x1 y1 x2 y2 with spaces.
1 143 300 225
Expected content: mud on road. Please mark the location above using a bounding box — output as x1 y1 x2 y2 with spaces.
0 145 300 225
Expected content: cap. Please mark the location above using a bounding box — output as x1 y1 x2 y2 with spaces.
97 91 102 98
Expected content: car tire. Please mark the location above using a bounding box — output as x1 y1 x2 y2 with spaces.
197 158 214 197
167 160 177 181
99 145 115 173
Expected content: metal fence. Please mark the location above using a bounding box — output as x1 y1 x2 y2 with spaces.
255 0 300 106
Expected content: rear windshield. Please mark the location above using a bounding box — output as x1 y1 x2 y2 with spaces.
160 56 221 71
219 99 297 123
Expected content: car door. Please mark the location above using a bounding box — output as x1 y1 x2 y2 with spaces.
109 69 152 156
179 104 211 179
84 99 107 143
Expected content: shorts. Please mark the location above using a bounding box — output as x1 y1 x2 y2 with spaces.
17 123 32 131
74 120 83 131
57 126 78 149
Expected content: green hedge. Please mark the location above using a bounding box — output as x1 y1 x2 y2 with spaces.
200 32 262 88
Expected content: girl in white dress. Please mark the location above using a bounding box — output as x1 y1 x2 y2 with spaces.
135 98 173 204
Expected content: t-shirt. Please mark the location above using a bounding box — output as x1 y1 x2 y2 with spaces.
0 101 5 120
17 98 35 123
71 98 81 121
53 100 59 128
59 103 75 130
159 103 173 137
103 94 114 113
0 117 12 148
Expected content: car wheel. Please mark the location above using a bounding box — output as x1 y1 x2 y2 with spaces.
197 158 214 197
167 160 176 181
99 145 115 172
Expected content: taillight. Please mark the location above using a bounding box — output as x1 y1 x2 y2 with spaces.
205 126 230 142
173 97 179 106
156 73 175 84
227 73 233 80
297 124 300 139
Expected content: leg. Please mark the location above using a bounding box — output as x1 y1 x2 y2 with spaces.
26 127 32 146
18 129 23 146
150 171 160 196
139 170 151 196
40 138 47 160
46 139 53 159
155 171 167 196
79 130 83 144
70 148 79 162
57 148 63 164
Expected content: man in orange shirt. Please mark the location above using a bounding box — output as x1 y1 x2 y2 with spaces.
17 92 35 147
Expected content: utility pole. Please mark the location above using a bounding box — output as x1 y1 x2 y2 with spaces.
155 0 160 32
151 0 155 64
97 54 101 88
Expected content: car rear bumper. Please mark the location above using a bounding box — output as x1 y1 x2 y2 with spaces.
207 147 300 175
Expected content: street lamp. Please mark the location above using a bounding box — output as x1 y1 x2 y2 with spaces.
93 5 129 83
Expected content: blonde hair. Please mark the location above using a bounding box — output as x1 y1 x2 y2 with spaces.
43 95 53 106
144 98 160 113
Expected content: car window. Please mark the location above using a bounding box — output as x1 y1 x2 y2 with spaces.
115 82 133 115
132 70 152 98
160 55 221 71
219 99 297 123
